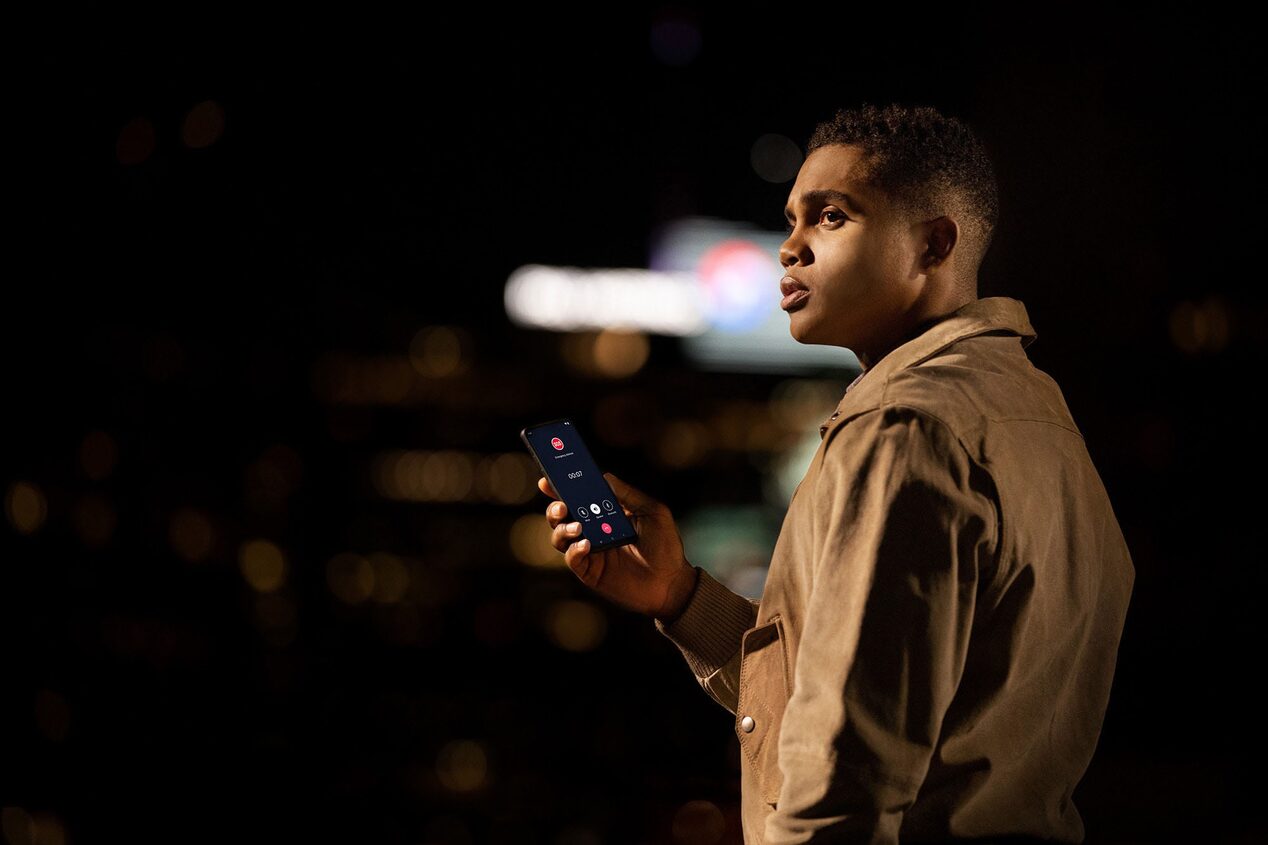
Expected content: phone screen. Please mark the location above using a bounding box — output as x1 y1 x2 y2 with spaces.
520 417 639 552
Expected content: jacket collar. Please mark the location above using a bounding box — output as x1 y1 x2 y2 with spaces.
819 296 1038 438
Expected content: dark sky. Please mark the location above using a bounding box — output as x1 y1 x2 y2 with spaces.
4 7 1262 845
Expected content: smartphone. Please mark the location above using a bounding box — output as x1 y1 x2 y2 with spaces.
520 417 639 552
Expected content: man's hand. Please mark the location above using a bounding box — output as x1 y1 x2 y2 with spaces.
539 472 697 620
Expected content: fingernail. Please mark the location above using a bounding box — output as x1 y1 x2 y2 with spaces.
579 539 589 551
568 522 580 534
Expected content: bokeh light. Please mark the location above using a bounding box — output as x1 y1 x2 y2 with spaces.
1170 296 1231 354
544 599 607 652
436 739 490 793
327 552 376 604
169 507 216 563
509 512 565 569
409 325 471 378
180 99 226 149
670 799 727 844
72 493 116 548
239 539 288 592
6 481 47 534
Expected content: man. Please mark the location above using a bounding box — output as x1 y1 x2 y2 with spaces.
538 102 1135 843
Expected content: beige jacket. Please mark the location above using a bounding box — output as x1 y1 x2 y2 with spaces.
655 297 1136 844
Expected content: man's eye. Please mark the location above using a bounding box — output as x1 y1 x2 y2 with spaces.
784 222 795 234
821 210 847 224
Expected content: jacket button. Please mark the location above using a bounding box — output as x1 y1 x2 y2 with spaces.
740 715 755 732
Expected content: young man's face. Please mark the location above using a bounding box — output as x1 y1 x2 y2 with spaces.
780 143 925 365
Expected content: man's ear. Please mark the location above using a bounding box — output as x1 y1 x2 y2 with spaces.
922 216 958 271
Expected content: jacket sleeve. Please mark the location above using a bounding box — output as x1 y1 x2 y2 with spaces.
765 405 999 845
654 566 759 715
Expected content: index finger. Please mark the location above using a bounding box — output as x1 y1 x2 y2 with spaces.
537 476 559 499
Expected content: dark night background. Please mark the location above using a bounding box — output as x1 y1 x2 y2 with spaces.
4 7 1263 845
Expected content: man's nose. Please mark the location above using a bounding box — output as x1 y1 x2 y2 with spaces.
780 231 809 268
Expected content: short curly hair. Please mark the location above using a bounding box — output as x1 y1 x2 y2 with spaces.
807 101 999 281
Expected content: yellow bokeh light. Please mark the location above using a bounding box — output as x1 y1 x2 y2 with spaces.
6 482 47 534
436 739 489 793
409 325 471 378
1169 296 1231 354
560 329 650 378
73 494 116 548
544 599 607 652
592 328 650 377
327 552 375 604
671 799 727 844
486 453 538 505
370 553 410 603
239 539 287 592
181 99 226 149
509 513 564 568
170 507 215 563
653 419 710 468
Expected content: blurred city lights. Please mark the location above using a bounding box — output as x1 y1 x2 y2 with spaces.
72 493 116 548
544 599 607 652
436 739 490 793
0 806 66 845
1170 296 1231 354
651 418 711 468
327 552 376 604
180 99 226 149
651 217 861 373
671 799 728 844
169 507 216 563
505 264 706 335
311 352 418 405
509 513 565 569
504 218 860 372
368 552 410 604
373 449 538 505
239 539 288 592
6 481 47 534
409 325 471 378
558 328 650 378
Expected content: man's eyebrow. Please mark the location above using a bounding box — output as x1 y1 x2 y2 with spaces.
784 189 864 221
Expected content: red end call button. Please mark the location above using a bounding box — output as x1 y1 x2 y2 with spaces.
601 523 612 534
551 437 564 450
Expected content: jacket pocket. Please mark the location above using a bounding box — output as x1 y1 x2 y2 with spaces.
736 614 791 806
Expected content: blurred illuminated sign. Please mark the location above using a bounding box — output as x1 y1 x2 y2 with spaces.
504 216 859 374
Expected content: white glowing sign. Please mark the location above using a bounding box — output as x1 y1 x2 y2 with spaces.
503 216 859 373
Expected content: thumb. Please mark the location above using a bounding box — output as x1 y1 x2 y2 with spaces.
604 472 657 510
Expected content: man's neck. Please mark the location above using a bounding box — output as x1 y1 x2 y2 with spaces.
857 293 978 373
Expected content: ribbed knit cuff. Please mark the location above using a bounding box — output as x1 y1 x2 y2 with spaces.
654 566 758 679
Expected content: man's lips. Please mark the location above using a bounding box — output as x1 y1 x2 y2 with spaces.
780 276 811 311
780 276 809 296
